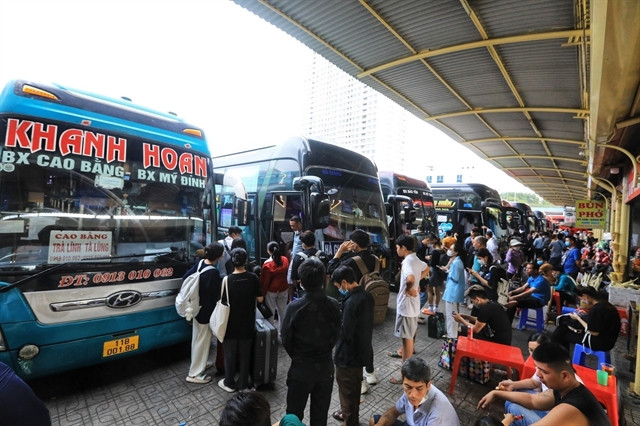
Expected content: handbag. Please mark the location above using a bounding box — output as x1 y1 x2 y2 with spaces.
459 357 492 384
438 337 457 370
556 313 585 334
581 329 594 353
257 300 273 319
210 277 230 342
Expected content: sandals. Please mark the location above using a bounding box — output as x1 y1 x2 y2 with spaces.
186 373 211 384
388 351 402 358
389 376 403 384
332 410 344 421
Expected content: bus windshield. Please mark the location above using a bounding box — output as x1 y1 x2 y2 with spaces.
309 167 388 254
396 188 437 235
0 134 209 271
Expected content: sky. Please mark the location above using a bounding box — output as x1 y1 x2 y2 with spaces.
0 0 532 194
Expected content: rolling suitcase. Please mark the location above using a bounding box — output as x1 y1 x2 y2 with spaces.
252 315 278 388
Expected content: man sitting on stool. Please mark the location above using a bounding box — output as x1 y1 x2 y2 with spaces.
477 342 609 426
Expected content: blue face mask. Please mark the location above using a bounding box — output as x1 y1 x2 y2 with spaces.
565 241 570 247
338 288 349 297
537 260 543 265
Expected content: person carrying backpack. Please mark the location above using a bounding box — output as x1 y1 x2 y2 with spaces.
182 242 224 384
327 229 381 394
289 230 329 297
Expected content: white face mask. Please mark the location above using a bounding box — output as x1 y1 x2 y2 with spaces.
446 249 454 257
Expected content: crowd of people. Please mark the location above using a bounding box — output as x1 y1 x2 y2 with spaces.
181 220 621 425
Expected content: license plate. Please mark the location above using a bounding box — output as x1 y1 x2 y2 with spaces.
102 335 139 357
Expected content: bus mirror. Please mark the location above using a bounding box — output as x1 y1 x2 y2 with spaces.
293 176 325 193
405 207 417 224
310 192 330 229
235 198 248 226
385 203 393 217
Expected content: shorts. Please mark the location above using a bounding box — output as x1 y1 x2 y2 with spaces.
394 314 418 340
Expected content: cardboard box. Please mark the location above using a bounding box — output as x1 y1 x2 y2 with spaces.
609 286 640 308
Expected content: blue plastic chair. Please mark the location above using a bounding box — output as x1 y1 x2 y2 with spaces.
572 343 611 368
518 307 544 333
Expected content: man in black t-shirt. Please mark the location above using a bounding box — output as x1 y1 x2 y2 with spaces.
452 285 512 345
478 342 610 426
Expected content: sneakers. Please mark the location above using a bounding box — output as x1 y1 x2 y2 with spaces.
186 374 211 384
218 378 236 393
360 379 368 394
363 367 378 385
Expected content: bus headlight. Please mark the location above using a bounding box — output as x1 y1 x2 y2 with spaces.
18 345 39 360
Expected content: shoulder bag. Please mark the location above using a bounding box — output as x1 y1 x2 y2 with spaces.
210 276 231 342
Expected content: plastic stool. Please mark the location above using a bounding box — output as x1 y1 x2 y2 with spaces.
518 307 544 333
572 343 611 368
552 291 562 315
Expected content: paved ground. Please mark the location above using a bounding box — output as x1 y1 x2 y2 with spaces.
30 293 640 425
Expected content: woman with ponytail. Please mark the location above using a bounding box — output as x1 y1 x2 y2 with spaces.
260 241 289 335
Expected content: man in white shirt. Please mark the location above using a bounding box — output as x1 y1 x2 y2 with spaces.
486 230 501 264
389 234 429 384
217 226 242 278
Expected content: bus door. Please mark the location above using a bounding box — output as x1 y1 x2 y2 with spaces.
265 191 303 262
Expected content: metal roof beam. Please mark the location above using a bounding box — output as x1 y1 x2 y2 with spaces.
505 167 586 176
485 155 586 164
425 107 588 122
357 29 590 79
462 137 584 146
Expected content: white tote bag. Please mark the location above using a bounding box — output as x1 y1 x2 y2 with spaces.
210 276 230 342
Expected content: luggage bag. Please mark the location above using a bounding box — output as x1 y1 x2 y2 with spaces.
252 315 278 388
427 312 445 338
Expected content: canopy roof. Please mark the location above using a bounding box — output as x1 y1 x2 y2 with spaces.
233 0 640 206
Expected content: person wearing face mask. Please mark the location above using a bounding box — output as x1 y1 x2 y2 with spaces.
552 266 577 307
562 235 582 280
467 248 506 302
441 240 467 338
369 357 459 426
281 259 341 426
330 266 374 425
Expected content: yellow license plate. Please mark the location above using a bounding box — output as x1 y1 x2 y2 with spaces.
102 335 139 357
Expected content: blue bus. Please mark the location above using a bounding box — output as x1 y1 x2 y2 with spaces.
0 80 243 378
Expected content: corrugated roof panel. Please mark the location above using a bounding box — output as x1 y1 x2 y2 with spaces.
273 1 410 70
427 50 519 110
372 62 468 115
532 113 585 140
479 113 539 137
508 141 548 156
439 115 500 140
474 0 575 37
498 41 581 108
547 143 583 159
369 0 482 51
